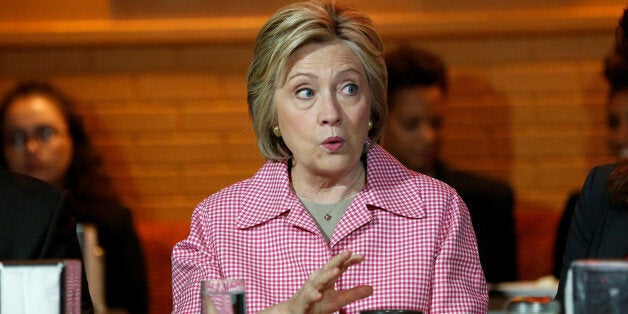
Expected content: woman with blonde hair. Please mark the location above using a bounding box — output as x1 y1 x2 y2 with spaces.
172 1 487 313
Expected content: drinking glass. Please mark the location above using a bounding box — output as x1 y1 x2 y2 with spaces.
200 278 246 314
360 310 423 314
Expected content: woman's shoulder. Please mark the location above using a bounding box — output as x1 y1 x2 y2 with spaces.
0 169 64 202
196 160 288 209
0 169 70 229
75 200 139 239
198 180 250 207
581 163 620 197
587 163 619 179
367 145 459 198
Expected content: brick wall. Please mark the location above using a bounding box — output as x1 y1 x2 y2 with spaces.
0 44 263 221
1 35 614 219
0 1 622 286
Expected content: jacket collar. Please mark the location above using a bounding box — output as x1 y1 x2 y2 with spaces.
236 144 427 229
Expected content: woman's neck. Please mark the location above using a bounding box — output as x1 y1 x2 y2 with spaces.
290 160 366 204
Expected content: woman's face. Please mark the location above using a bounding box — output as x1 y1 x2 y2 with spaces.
2 95 73 186
608 89 628 158
274 40 371 179
383 85 446 174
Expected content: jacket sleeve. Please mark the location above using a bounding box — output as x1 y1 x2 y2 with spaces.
171 201 221 313
555 165 612 301
41 190 94 313
430 192 488 313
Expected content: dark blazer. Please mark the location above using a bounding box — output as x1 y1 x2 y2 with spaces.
76 201 148 313
553 191 579 278
434 161 517 283
0 168 93 312
556 163 628 301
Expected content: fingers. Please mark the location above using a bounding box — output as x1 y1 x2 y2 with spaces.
284 286 322 313
334 285 374 308
325 251 363 273
284 251 368 313
310 263 339 290
315 284 373 313
339 253 363 273
313 251 362 291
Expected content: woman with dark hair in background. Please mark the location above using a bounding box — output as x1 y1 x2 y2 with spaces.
553 6 628 279
555 7 628 303
0 81 148 313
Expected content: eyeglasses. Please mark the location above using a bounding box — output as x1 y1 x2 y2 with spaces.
3 125 60 151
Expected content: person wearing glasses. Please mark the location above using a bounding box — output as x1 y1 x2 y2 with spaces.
0 81 148 314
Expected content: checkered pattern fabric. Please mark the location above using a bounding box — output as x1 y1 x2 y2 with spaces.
172 144 487 313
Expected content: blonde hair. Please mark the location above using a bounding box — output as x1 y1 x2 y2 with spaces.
247 0 387 161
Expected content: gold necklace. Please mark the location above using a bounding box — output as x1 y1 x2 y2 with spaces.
294 166 365 221
322 199 345 221
298 192 356 221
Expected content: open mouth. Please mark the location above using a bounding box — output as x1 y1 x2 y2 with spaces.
322 136 344 152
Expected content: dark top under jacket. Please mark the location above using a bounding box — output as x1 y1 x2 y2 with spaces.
556 163 628 301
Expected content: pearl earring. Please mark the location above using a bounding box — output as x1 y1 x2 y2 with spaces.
368 120 373 130
272 126 281 137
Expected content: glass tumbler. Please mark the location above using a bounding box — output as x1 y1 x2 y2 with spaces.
200 278 246 314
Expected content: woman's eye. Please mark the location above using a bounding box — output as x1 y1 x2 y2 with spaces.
342 84 358 95
296 88 314 99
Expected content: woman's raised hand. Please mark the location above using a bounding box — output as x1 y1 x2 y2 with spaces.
262 251 373 314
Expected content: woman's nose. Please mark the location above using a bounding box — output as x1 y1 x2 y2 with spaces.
419 123 438 143
24 136 40 153
319 92 342 126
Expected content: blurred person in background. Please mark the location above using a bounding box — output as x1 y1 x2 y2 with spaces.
0 81 148 313
555 6 628 304
553 6 628 278
381 45 517 284
554 161 627 302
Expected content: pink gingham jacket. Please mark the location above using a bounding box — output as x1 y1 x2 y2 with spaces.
172 144 488 313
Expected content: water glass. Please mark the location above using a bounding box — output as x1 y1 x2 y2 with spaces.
360 310 422 314
200 278 246 314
